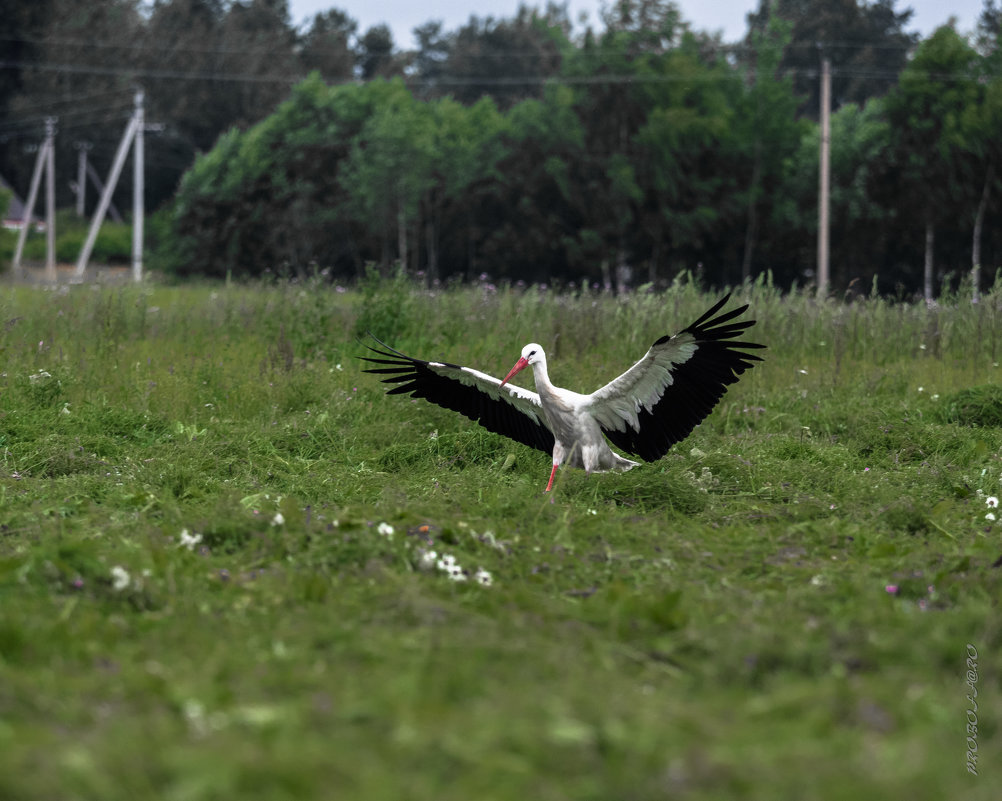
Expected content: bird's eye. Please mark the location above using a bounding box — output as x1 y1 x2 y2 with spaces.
529 350 536 357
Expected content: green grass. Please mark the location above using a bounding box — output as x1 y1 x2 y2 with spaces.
1 276 1000 800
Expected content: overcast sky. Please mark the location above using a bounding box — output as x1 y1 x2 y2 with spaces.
287 0 987 48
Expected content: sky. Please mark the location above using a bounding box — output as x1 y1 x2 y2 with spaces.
287 0 988 48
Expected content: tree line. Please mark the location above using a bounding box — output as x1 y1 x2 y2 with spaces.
1 0 1000 295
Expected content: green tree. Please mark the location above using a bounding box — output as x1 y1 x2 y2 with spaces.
482 84 587 283
772 99 892 290
632 35 741 284
338 81 435 272
356 24 404 79
885 26 981 301
298 9 357 83
747 0 916 117
731 18 804 283
428 6 569 109
167 75 391 278
562 0 689 285
421 96 507 282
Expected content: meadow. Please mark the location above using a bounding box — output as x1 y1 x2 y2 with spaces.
0 273 999 800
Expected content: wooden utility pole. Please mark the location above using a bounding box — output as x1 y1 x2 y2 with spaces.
817 57 831 298
132 89 144 282
44 117 56 282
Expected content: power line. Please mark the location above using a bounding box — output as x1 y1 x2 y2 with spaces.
1 54 991 89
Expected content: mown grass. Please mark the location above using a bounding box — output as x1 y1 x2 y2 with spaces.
1 275 1000 800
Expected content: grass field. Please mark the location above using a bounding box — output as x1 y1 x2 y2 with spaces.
1 275 1000 800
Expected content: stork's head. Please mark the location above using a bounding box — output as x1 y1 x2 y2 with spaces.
500 343 544 388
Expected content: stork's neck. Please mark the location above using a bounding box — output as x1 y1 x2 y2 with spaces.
530 356 554 393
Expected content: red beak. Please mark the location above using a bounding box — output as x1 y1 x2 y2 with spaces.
500 356 529 388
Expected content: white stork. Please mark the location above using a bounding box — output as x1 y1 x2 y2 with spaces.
362 294 764 492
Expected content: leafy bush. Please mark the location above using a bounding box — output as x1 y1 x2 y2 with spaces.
6 217 132 266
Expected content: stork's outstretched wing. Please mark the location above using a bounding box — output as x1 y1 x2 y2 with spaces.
587 295 764 461
360 336 556 455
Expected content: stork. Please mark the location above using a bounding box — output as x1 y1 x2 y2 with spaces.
362 294 764 492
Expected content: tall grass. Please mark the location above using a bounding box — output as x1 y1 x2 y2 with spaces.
0 276 999 801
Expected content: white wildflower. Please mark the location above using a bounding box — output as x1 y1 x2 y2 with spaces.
377 522 394 538
474 568 493 587
436 553 466 581
271 512 285 526
986 496 999 509
987 512 997 522
418 549 438 570
436 554 458 572
28 370 52 383
110 565 131 591
178 528 203 551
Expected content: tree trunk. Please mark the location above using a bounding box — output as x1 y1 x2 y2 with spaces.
397 202 407 273
742 147 762 284
971 160 994 304
924 218 934 305
425 207 438 286
648 238 660 286
380 211 390 273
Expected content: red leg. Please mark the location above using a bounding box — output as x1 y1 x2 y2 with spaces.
545 462 559 492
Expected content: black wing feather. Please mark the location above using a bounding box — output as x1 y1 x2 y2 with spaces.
360 337 555 456
602 294 765 462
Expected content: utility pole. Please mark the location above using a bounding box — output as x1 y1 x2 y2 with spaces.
13 143 47 278
76 96 139 279
817 57 831 298
85 161 124 223
44 117 56 282
76 89 149 282
132 89 144 282
12 119 57 280
75 141 92 217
